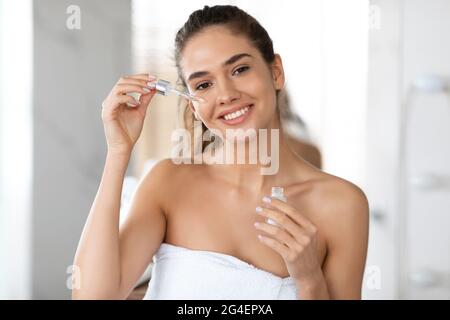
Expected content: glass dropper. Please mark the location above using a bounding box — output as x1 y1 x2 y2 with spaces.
149 79 205 103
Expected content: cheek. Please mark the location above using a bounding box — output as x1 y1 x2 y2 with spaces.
194 103 214 122
246 69 277 105
251 80 278 116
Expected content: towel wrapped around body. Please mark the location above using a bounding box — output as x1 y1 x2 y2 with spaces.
143 243 299 300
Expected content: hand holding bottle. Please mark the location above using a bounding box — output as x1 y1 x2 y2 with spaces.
254 189 323 287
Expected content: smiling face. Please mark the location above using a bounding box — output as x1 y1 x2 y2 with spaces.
179 25 285 134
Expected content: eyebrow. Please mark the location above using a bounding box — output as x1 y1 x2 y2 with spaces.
187 53 253 82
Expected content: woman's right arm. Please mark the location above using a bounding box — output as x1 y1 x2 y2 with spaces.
71 74 167 299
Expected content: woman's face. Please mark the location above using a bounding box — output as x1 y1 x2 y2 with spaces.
180 25 285 135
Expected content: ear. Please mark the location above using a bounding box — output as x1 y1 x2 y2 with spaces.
271 54 285 91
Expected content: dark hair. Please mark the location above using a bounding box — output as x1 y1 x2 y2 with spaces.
175 5 276 86
174 5 279 154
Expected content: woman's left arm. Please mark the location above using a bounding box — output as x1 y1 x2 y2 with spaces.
254 184 369 300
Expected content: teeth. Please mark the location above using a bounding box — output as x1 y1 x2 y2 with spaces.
223 106 250 120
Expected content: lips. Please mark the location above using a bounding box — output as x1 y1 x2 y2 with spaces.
218 104 254 126
217 104 254 119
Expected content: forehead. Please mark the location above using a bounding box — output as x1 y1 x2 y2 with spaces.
180 25 260 75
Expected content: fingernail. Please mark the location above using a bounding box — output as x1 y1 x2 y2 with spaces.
148 74 157 79
254 222 260 227
143 87 150 93
255 206 263 213
147 82 156 88
262 196 271 203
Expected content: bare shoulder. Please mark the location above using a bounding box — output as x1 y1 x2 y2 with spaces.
136 158 181 210
144 157 179 177
287 170 369 242
308 172 369 253
141 158 191 186
138 158 199 205
310 173 369 217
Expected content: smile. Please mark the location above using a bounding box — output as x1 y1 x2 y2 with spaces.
219 104 253 125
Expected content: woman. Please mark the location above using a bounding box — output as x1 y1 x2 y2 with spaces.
72 5 369 300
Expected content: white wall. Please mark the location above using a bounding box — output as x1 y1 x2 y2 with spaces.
0 0 33 299
365 0 403 299
366 0 450 299
401 0 450 299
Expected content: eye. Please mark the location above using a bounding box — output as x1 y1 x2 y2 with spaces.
195 82 211 91
232 66 250 76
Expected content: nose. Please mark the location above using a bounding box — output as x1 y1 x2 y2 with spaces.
215 78 240 105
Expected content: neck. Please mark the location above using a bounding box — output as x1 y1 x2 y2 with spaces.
204 119 300 194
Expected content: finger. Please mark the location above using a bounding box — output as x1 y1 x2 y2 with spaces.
256 206 308 243
257 234 290 260
263 197 317 232
135 89 156 115
119 73 157 81
115 95 140 107
114 84 153 95
129 73 157 80
117 77 157 89
254 221 299 249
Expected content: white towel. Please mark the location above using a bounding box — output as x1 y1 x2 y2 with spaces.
143 243 299 300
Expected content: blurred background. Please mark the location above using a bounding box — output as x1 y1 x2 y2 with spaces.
0 0 449 299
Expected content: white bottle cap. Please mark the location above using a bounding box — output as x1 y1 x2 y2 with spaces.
271 187 284 198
